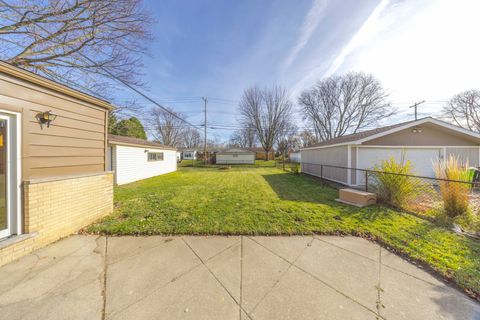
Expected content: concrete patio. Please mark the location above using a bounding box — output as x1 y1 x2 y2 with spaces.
0 235 478 320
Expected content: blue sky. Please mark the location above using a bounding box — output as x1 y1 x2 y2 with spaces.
120 0 480 141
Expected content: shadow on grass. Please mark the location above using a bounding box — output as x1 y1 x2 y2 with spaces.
262 172 337 204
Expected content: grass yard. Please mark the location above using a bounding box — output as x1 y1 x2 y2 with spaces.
178 159 278 167
87 167 480 299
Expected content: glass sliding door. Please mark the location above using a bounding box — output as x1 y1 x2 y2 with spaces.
0 118 8 238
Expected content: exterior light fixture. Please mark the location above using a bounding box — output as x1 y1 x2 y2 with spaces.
36 110 57 128
412 127 423 133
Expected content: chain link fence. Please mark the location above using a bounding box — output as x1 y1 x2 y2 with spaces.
300 163 480 224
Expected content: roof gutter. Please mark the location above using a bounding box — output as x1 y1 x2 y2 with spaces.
109 140 177 151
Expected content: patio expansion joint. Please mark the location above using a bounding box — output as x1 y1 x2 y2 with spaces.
101 236 108 320
314 236 378 263
107 238 241 318
245 236 316 316
248 236 387 320
181 237 253 320
239 236 244 320
376 246 384 320
315 236 448 290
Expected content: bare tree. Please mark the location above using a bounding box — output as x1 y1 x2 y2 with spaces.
239 86 293 160
0 0 153 97
150 106 186 147
182 127 202 148
298 130 318 147
229 127 257 148
442 90 480 132
299 72 392 141
276 130 301 159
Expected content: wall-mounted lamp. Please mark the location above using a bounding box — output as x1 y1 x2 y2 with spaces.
411 127 423 133
36 110 57 128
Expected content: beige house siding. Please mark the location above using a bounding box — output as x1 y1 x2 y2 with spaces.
301 145 348 183
446 147 480 166
0 72 108 179
0 62 113 266
364 123 479 146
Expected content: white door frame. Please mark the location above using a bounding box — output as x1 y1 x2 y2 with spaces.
0 110 21 238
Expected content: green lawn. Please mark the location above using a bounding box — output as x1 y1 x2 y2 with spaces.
179 159 277 167
87 167 480 299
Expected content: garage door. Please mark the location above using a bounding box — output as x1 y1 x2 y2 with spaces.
357 147 442 184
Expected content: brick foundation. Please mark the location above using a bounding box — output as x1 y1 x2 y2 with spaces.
0 172 113 266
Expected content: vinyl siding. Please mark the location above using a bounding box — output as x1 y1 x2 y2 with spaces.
114 145 177 185
446 147 480 166
0 73 107 179
216 153 255 164
364 122 479 146
301 145 349 184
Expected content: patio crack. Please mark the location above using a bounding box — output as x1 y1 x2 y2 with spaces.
181 237 253 320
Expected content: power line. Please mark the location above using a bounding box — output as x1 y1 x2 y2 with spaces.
408 100 426 120
1 0 201 131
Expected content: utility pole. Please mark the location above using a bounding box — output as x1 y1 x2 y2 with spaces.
409 100 425 120
202 97 208 165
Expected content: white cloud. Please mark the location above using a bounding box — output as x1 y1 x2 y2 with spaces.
291 0 480 124
323 0 390 78
281 0 328 72
348 0 480 120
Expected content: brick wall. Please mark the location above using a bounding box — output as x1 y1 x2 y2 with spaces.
0 172 113 266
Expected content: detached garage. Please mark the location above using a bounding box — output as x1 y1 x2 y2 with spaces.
108 134 177 185
216 148 255 164
301 117 480 186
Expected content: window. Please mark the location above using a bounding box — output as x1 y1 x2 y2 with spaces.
148 152 164 161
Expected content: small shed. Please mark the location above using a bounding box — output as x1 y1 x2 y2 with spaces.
216 148 255 164
108 135 177 185
301 117 480 186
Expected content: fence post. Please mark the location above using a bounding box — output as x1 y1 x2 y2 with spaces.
283 158 285 171
320 165 323 180
365 170 368 192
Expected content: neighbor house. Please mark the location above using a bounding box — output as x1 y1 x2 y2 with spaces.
216 148 255 164
108 135 177 185
0 61 113 266
180 148 197 160
301 117 480 186
248 147 275 160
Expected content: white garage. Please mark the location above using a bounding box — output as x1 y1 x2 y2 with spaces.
301 117 480 186
108 134 177 185
216 148 255 164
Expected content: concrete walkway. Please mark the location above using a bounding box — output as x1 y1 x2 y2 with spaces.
0 235 478 320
